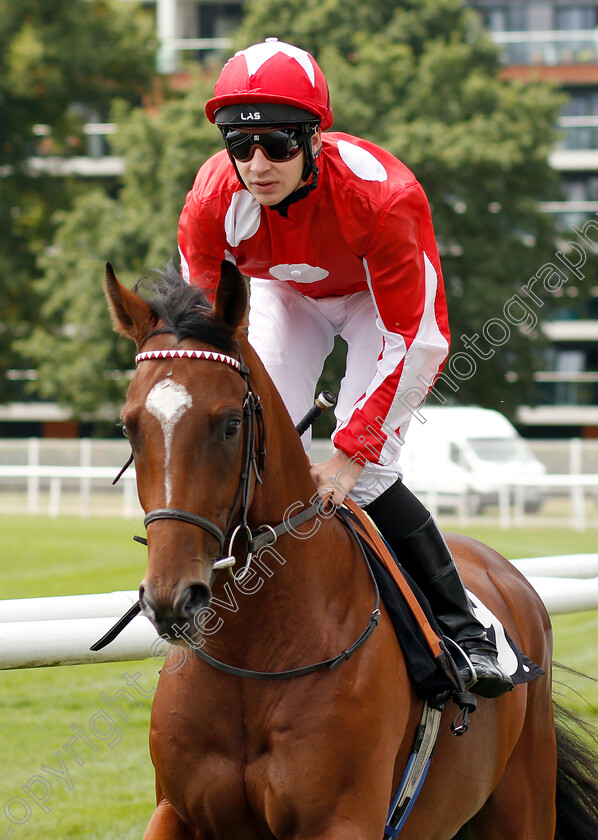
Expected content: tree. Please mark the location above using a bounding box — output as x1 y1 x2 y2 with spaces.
19 80 223 422
0 0 155 402
24 0 581 426
234 0 575 422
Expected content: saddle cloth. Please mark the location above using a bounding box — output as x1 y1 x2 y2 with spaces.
339 499 544 703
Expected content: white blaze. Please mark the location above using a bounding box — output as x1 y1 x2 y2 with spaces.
145 379 192 505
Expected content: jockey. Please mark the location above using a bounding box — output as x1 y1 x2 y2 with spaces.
178 38 513 699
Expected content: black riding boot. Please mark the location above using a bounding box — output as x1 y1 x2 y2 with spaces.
365 482 514 699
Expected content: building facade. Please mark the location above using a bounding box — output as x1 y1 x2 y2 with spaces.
147 0 598 437
12 0 598 437
468 0 598 436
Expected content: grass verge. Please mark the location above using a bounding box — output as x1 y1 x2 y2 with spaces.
0 515 596 838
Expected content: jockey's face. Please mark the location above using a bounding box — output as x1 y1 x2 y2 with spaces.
236 129 321 207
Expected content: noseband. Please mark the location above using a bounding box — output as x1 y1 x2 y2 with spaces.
136 347 266 569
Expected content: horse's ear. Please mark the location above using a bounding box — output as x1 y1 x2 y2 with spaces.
213 259 248 328
104 262 158 345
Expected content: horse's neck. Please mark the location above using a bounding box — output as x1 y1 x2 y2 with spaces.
209 357 368 666
230 335 354 608
241 334 320 529
249 424 316 530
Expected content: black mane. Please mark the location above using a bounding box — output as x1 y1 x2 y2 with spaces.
135 262 238 354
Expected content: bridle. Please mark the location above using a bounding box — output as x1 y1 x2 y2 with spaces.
135 347 265 571
96 341 382 678
133 345 320 575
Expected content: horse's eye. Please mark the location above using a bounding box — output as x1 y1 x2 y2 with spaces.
224 418 241 440
120 423 129 439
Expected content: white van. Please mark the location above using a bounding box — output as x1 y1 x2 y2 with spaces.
399 406 547 514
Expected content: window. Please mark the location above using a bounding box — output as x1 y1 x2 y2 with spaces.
484 8 508 31
449 443 464 466
562 88 598 116
199 3 243 39
468 438 532 463
481 5 529 31
555 6 598 30
562 175 598 201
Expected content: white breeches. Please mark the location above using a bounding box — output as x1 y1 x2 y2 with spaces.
247 277 402 506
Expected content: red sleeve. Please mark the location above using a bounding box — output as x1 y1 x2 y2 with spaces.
333 181 450 466
177 153 240 300
178 193 225 301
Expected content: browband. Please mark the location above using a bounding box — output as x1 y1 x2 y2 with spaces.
135 349 242 371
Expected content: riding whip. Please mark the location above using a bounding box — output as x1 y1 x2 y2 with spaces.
295 390 336 437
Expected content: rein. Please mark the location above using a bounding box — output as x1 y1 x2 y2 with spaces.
191 508 381 680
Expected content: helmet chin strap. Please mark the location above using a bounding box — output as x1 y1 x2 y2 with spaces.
270 168 318 217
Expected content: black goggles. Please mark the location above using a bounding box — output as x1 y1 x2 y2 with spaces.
222 127 307 163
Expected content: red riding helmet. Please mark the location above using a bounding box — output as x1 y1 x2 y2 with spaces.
205 38 333 130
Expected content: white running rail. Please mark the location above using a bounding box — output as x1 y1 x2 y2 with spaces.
0 556 596 670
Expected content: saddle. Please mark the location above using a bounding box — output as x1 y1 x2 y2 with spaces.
337 499 464 707
336 499 543 709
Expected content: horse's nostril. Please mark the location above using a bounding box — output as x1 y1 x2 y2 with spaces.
139 583 145 601
181 583 211 617
139 583 150 612
138 583 159 623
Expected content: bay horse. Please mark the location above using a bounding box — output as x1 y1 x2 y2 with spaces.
104 260 598 840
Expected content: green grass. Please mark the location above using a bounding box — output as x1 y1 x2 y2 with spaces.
1 515 147 599
438 520 598 561
1 516 156 839
0 660 158 839
0 515 597 839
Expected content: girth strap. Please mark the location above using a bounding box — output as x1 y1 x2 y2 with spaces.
383 701 443 838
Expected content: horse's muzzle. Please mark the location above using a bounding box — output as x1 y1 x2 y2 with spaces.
139 581 212 643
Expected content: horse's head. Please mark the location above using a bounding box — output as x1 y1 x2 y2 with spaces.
104 260 259 642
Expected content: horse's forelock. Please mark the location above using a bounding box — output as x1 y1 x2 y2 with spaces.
134 264 237 353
